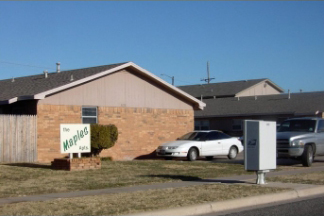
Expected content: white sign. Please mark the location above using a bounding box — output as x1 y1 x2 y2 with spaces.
60 124 91 154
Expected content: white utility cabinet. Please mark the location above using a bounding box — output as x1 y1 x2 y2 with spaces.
244 120 276 171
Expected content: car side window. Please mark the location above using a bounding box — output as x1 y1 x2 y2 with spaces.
318 120 324 133
205 132 219 141
206 132 230 141
217 133 231 139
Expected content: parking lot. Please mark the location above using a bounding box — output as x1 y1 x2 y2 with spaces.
209 152 324 168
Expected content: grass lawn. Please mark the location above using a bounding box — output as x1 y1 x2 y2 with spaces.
0 158 306 199
269 171 324 185
0 160 254 198
0 183 289 216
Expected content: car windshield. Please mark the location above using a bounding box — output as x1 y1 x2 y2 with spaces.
277 120 316 132
178 132 208 141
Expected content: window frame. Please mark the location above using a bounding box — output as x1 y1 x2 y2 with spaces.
82 106 98 124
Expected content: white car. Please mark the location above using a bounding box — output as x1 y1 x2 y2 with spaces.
156 130 243 161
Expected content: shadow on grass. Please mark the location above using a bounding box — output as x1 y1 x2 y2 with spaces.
3 163 52 169
141 174 247 184
134 150 161 160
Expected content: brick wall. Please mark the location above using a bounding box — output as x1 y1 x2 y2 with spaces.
37 104 82 162
98 107 194 160
51 157 101 171
37 104 194 162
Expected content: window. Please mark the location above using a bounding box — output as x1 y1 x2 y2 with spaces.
194 120 210 130
206 132 220 141
178 132 208 141
206 131 231 141
232 119 242 131
82 107 97 124
318 120 324 133
277 120 316 132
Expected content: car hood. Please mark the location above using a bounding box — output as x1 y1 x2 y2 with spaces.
277 132 313 140
160 140 199 147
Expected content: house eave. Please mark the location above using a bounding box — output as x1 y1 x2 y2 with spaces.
195 112 295 118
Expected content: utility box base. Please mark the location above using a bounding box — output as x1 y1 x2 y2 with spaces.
256 170 270 185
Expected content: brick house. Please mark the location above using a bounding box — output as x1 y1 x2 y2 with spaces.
0 62 205 162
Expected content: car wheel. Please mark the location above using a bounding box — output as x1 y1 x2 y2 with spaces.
227 146 238 159
206 156 214 161
302 145 313 167
187 148 198 161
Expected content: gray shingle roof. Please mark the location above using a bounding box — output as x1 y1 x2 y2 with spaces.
195 91 324 117
178 78 279 98
0 62 127 102
0 62 206 110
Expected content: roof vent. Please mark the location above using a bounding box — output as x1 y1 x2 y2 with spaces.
237 96 240 101
70 75 74 81
255 95 257 100
288 89 291 99
56 62 61 73
44 70 48 78
11 77 15 82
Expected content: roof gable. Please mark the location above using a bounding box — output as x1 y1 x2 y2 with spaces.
0 62 205 110
178 78 284 98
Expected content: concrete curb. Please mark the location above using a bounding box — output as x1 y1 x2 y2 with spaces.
129 185 324 216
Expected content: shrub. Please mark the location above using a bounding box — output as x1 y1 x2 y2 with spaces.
90 124 118 156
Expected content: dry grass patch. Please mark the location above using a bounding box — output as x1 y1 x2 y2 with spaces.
0 183 289 216
0 160 248 198
269 171 324 185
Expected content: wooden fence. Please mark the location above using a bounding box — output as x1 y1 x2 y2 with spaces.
0 115 37 163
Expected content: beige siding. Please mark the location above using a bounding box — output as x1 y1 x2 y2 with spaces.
237 81 281 97
39 70 192 110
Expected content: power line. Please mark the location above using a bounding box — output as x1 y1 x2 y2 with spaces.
173 78 198 86
0 60 55 70
201 61 215 84
161 73 174 85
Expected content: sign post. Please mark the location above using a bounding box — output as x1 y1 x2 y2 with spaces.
60 124 91 157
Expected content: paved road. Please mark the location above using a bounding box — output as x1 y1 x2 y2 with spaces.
201 194 324 216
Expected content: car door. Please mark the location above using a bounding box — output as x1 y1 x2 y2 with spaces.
201 132 222 156
216 132 235 154
316 120 324 155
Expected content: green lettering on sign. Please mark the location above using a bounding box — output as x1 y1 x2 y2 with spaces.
63 140 69 151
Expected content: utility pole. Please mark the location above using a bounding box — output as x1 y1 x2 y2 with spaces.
201 61 215 84
161 74 174 85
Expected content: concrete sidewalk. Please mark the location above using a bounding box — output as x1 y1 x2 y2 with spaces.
130 182 324 216
1 165 324 214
